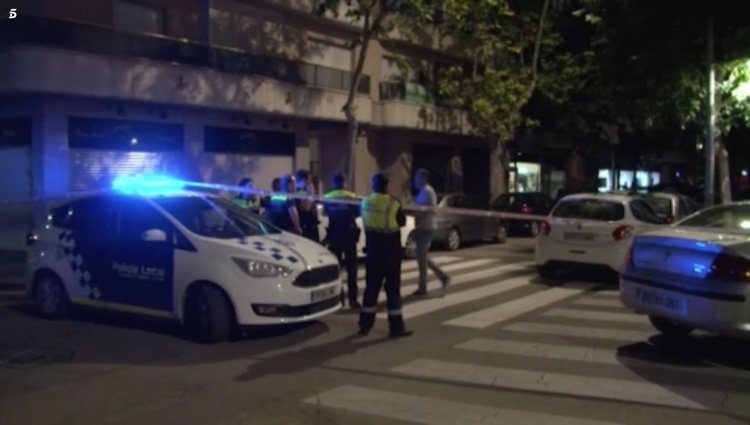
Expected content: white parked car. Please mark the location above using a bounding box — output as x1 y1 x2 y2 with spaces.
621 202 750 339
317 204 417 258
536 193 666 277
26 177 342 343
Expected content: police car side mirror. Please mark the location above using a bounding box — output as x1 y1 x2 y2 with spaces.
141 228 167 242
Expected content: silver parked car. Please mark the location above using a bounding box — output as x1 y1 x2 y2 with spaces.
432 194 507 250
620 202 750 339
641 192 699 223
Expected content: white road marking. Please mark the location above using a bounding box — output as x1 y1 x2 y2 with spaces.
455 339 747 378
573 298 624 308
377 269 535 320
503 322 655 342
543 308 649 324
391 359 750 415
444 287 584 329
356 256 462 281
358 258 497 286
304 385 619 425
595 290 621 297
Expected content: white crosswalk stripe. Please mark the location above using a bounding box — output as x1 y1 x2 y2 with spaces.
573 298 624 308
304 385 620 425
455 338 749 378
543 308 649 324
356 256 462 281
358 258 498 288
376 268 535 320
594 290 621 297
503 322 656 341
443 286 585 329
390 359 750 415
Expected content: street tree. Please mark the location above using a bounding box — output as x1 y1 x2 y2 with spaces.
410 0 559 198
313 0 418 186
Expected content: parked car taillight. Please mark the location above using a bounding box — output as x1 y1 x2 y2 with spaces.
540 221 551 236
520 205 534 214
707 253 750 282
612 225 634 241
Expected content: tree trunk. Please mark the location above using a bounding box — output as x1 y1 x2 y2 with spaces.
490 139 509 199
717 138 732 204
345 117 359 189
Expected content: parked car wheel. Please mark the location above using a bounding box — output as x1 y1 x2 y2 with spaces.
537 264 558 279
33 272 69 319
186 284 234 344
446 227 462 251
403 231 417 259
528 221 540 237
493 223 507 244
649 315 694 338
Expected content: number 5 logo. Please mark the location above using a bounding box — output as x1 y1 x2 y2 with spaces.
9 8 17 19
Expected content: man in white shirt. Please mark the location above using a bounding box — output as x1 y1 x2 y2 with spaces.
412 169 450 296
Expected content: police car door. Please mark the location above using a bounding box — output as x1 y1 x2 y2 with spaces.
111 196 175 316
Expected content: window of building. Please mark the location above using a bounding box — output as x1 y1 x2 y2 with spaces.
68 117 184 152
204 127 295 156
113 0 165 35
304 40 351 71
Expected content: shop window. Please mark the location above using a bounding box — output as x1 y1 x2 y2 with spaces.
113 0 165 35
204 127 295 156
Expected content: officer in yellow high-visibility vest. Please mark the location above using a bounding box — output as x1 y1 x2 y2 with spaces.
358 172 412 338
324 172 360 309
232 177 261 215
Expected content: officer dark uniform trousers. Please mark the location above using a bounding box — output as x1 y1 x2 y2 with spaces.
359 192 407 334
323 189 360 307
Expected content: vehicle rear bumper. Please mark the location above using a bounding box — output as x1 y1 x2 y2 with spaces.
620 275 750 339
535 238 628 272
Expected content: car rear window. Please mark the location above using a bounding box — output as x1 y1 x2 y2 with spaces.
552 199 625 221
678 204 750 233
643 195 673 216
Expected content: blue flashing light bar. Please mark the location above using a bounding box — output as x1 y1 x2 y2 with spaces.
112 174 185 195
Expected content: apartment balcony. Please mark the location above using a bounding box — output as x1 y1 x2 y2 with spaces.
375 81 470 134
0 17 371 122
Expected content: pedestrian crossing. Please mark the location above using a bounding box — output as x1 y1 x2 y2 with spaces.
307 255 750 422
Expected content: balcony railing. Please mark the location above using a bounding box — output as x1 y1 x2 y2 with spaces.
0 16 370 95
380 81 434 104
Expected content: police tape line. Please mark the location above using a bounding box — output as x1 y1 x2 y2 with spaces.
0 179 549 222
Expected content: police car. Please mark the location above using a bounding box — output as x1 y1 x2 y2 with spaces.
26 176 342 343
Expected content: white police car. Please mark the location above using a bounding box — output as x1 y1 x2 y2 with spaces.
26 176 341 343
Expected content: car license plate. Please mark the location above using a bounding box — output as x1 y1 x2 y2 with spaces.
311 285 338 302
636 288 687 316
564 232 596 241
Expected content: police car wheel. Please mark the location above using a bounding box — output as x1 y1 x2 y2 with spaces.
649 315 694 338
188 285 233 344
33 273 69 319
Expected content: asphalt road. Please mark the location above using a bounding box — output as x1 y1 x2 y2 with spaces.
2 238 750 425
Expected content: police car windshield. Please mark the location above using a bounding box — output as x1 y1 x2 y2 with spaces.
154 196 279 239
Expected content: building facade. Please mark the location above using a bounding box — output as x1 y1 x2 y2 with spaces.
0 0 494 248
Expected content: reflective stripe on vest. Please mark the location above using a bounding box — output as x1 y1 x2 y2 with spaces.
361 193 400 233
324 189 356 199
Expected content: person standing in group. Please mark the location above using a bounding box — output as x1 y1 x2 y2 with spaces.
261 177 282 222
412 168 450 297
267 174 302 234
232 177 261 215
358 172 412 338
324 172 360 309
295 169 320 242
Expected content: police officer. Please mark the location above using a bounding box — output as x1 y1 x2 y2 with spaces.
232 177 261 215
359 172 412 338
323 172 360 309
267 174 303 234
295 169 320 242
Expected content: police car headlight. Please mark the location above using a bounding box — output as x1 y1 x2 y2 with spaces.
232 258 292 278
